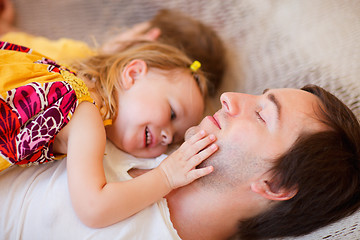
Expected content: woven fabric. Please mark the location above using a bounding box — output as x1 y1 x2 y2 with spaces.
11 0 360 239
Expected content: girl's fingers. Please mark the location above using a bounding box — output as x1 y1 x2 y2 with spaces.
185 130 207 145
159 131 218 188
188 143 218 169
179 131 217 158
193 134 216 152
161 129 218 189
187 166 214 182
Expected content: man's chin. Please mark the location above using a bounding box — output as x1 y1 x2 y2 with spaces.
185 126 200 141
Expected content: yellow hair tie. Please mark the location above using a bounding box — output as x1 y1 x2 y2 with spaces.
190 60 201 72
103 119 113 126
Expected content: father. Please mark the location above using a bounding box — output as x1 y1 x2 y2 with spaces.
168 84 360 239
1 85 360 240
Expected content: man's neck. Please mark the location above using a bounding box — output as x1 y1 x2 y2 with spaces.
165 184 238 240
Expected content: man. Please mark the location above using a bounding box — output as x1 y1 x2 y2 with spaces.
165 84 360 239
1 85 359 240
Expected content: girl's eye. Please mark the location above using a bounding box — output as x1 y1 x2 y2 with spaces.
171 108 177 120
256 111 265 123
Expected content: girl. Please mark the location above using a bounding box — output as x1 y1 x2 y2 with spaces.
0 40 218 227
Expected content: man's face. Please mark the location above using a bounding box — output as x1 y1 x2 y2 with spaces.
186 88 326 184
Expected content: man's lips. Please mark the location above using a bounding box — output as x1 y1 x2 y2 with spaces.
207 115 221 129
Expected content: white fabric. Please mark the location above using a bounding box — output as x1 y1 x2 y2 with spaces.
0 141 181 240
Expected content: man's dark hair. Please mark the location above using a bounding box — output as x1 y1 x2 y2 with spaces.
238 84 360 239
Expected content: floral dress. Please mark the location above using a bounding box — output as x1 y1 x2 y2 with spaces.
0 41 94 172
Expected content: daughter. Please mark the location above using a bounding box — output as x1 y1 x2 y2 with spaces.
0 40 218 227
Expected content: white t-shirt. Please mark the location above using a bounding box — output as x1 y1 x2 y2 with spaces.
0 141 181 240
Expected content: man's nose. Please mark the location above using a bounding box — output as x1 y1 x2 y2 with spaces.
161 128 173 145
220 92 241 116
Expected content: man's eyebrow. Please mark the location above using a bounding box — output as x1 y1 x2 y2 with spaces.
263 89 281 121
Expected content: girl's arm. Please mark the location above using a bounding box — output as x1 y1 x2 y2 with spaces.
66 102 217 228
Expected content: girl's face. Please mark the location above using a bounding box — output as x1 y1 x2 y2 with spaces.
106 60 205 158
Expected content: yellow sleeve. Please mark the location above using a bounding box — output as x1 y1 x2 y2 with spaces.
1 32 95 64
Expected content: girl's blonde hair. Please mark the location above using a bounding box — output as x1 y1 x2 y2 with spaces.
72 41 208 121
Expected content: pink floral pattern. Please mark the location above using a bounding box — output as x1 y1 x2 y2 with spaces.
1 81 78 166
0 42 82 167
0 41 32 53
10 83 43 124
34 58 76 75
0 99 21 164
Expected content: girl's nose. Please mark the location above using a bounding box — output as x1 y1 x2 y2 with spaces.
161 128 173 145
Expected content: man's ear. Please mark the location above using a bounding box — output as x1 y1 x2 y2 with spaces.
250 178 298 201
121 59 147 90
145 27 161 41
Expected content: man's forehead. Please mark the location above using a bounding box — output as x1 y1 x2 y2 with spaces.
270 88 326 133
262 87 304 94
263 88 319 103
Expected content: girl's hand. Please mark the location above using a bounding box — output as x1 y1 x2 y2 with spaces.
100 22 160 54
158 130 218 189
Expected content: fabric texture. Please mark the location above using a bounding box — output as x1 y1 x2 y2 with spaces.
7 0 360 239
1 32 95 65
0 141 181 240
0 42 93 171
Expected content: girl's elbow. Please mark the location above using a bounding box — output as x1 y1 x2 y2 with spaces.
76 205 109 228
